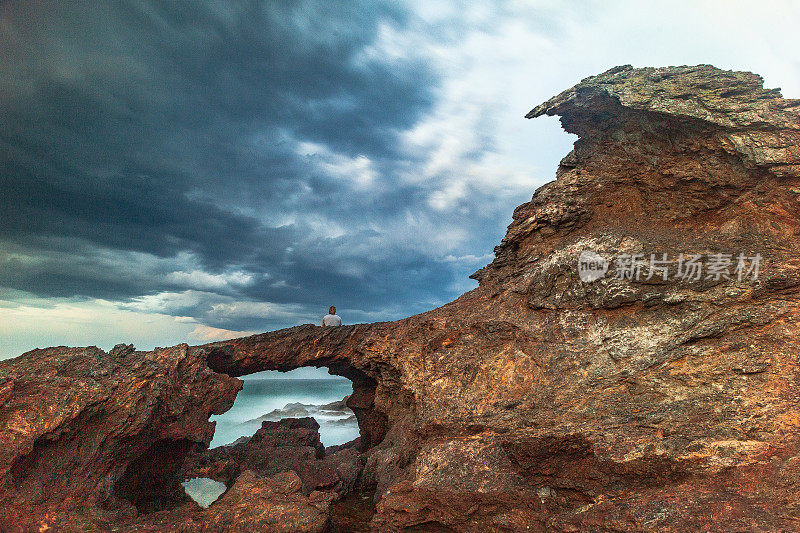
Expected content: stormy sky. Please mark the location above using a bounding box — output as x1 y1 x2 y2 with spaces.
2 1 799 358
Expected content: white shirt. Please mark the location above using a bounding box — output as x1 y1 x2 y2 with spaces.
322 313 342 326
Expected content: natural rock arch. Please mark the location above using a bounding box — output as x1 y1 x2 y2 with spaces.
2 65 800 531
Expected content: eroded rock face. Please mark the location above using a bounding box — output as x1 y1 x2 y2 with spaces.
135 470 332 533
198 65 800 531
2 65 800 532
0 343 241 531
184 417 363 496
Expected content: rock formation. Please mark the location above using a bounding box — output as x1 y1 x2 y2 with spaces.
183 417 362 496
0 343 241 529
2 64 800 532
244 396 354 424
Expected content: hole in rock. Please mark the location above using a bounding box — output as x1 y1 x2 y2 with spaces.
209 367 359 448
114 438 196 513
181 368 368 508
181 477 226 508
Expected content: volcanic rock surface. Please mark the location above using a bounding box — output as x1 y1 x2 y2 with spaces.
183 417 362 496
2 64 800 532
0 343 242 529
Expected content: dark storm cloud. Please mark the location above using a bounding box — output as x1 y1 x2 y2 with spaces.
0 0 501 330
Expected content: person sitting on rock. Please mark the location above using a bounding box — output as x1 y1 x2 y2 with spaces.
322 306 342 326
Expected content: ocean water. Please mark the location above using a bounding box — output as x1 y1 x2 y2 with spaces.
186 369 358 507
209 369 359 448
182 478 226 508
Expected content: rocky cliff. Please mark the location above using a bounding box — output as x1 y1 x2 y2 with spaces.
2 64 800 532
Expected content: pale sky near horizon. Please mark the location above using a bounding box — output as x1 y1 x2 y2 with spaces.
2 1 799 359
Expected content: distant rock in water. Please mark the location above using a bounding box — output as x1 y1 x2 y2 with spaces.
3 65 800 531
329 414 357 426
243 396 354 425
318 397 350 412
245 402 313 422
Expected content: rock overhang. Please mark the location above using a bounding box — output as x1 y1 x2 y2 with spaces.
3 64 800 532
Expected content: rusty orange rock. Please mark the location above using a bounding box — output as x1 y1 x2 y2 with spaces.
3 65 800 531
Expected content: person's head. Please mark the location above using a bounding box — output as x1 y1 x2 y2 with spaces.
329 306 336 314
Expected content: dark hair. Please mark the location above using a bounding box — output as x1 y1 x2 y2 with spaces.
329 306 336 314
